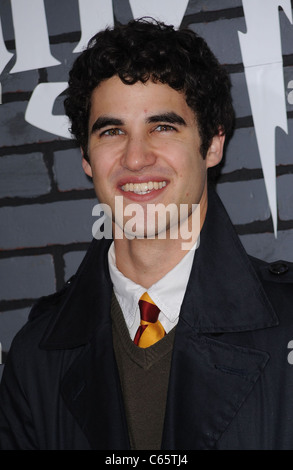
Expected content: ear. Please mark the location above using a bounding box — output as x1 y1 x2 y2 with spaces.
81 152 93 178
205 133 225 169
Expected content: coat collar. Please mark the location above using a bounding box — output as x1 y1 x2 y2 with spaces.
180 186 279 332
40 185 278 350
39 236 113 350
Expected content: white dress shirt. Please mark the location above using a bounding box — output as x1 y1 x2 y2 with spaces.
108 242 197 340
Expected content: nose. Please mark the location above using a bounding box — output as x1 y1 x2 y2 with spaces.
121 135 156 172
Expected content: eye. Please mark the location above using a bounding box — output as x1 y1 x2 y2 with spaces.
155 124 176 133
101 128 124 137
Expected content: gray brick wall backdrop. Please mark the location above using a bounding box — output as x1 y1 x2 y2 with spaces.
1 0 293 379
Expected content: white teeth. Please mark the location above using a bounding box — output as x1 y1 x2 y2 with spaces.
121 181 166 194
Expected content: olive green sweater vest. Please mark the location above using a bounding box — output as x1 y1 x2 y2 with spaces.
111 294 176 450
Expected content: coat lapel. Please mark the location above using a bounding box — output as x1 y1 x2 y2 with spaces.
162 187 278 449
39 237 130 449
60 324 130 450
162 320 269 449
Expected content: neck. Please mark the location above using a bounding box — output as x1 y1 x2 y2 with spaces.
114 238 189 289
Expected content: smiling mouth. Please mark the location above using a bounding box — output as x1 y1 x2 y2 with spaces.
121 181 167 195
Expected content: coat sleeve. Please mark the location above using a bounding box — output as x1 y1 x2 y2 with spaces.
0 344 38 450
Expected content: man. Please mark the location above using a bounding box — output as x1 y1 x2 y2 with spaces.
0 18 293 450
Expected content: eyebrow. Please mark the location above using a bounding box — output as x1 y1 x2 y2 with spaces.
90 111 187 135
91 116 124 134
146 112 187 126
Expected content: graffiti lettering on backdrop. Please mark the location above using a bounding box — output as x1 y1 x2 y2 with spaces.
0 0 292 235
0 0 189 136
239 0 292 236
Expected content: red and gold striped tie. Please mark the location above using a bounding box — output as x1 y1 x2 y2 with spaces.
134 292 165 348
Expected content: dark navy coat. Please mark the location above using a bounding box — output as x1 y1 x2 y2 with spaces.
1 189 293 450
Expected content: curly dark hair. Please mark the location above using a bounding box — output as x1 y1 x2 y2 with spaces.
64 18 234 160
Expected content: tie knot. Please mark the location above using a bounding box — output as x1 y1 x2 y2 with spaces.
134 292 165 348
139 292 160 323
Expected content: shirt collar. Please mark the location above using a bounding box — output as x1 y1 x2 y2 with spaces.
108 241 197 329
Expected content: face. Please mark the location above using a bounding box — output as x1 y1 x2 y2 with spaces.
83 76 224 239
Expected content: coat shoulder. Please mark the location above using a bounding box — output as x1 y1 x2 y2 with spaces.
28 274 76 322
249 256 293 284
250 256 293 322
4 275 77 368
